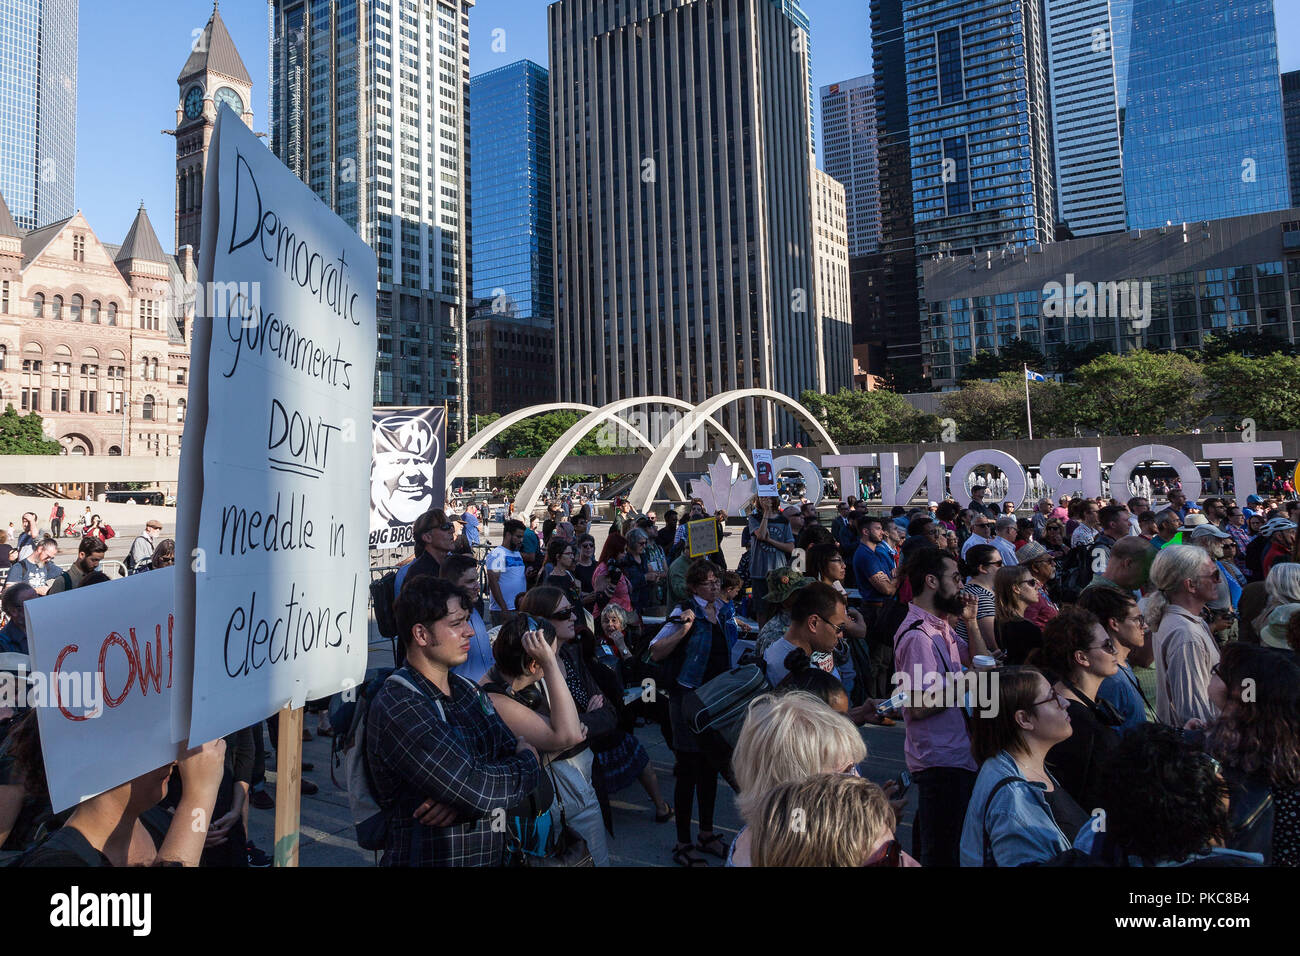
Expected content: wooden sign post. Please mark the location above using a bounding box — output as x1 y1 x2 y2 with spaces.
273 706 305 867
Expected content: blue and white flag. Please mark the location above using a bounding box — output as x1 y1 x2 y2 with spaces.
1025 369 1046 382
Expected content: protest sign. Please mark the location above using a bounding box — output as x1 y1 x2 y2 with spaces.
687 518 719 558
176 107 377 745
26 569 178 813
751 449 777 497
369 406 447 550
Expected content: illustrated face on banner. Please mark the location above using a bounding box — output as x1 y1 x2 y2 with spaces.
372 414 439 525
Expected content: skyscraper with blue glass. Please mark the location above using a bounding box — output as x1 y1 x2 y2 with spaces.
470 60 551 322
904 0 1056 260
1121 0 1291 229
0 0 76 231
903 0 1056 384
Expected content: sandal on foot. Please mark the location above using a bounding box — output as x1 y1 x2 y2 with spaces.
655 804 675 824
696 832 730 859
673 843 708 867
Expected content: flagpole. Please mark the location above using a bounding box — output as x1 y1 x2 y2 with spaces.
1024 364 1034 440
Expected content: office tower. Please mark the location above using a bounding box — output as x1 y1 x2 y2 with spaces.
0 0 76 231
811 168 852 394
173 3 254 259
1043 0 1127 235
469 60 551 323
867 0 921 386
771 0 815 151
268 0 474 438
1122 0 1291 228
468 59 555 414
904 0 1056 385
1280 70 1299 210
820 75 881 256
550 0 835 447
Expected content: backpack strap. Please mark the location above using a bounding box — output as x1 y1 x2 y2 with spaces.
384 670 445 722
981 776 1027 867
60 570 73 593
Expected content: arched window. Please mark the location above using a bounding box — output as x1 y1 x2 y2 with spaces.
142 394 155 421
89 300 100 323
32 293 44 318
70 294 82 322
106 302 117 326
152 358 160 380
0 345 6 371
176 398 186 423
52 295 63 319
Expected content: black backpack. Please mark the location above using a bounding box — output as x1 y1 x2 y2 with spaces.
369 570 399 639
1057 543 1095 601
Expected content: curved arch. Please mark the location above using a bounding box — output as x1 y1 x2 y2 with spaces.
627 388 841 513
446 403 599 484
513 397 752 519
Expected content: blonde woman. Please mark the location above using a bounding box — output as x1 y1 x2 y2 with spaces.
1255 563 1300 650
729 691 888 867
751 774 907 867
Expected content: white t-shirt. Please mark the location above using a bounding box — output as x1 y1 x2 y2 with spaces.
485 546 527 613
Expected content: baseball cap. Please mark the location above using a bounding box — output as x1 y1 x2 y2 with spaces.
1261 518 1297 537
1187 524 1230 541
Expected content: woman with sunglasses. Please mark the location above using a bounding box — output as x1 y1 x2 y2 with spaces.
955 544 1000 654
1036 606 1121 811
544 537 583 611
515 586 619 866
1041 519 1069 560
1018 541 1060 629
1076 587 1154 734
993 565 1043 666
961 666 1082 867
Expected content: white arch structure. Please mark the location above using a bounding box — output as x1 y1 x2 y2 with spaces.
512 397 750 518
626 388 840 514
447 402 594 484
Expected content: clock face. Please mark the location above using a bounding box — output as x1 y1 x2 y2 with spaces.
214 87 244 115
184 85 204 120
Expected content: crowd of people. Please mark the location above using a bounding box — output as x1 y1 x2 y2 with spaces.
5 476 1300 869
350 479 1300 868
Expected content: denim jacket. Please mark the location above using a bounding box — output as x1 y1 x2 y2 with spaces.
959 751 1072 867
661 596 734 690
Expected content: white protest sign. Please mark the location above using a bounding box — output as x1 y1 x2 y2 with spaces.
176 107 377 744
751 449 777 497
26 569 179 813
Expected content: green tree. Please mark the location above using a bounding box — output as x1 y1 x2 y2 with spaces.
1203 353 1300 431
1197 329 1296 361
1049 341 1113 380
1069 350 1205 435
957 339 1044 382
940 373 1071 441
800 388 942 445
0 404 61 454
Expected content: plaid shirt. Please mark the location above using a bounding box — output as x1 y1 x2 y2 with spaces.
365 665 541 867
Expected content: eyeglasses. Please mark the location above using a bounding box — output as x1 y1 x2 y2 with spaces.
549 607 576 621
1090 637 1118 655
1018 578 1036 587
829 555 846 564
1030 688 1068 709
983 560 1003 568
816 616 846 636
1195 568 1222 583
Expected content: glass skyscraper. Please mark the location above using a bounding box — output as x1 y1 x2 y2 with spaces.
469 60 551 322
1282 70 1300 209
1122 0 1291 229
0 0 76 231
820 75 881 257
269 0 474 438
903 0 1056 385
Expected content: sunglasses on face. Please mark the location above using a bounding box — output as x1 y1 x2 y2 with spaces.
1090 637 1118 654
549 606 576 621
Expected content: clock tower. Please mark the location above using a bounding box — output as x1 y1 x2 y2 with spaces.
174 2 253 261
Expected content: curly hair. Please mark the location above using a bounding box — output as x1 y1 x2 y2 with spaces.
1205 643 1300 789
1095 723 1229 864
1035 604 1103 681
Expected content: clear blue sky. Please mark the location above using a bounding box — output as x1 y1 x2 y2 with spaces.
76 0 1300 246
